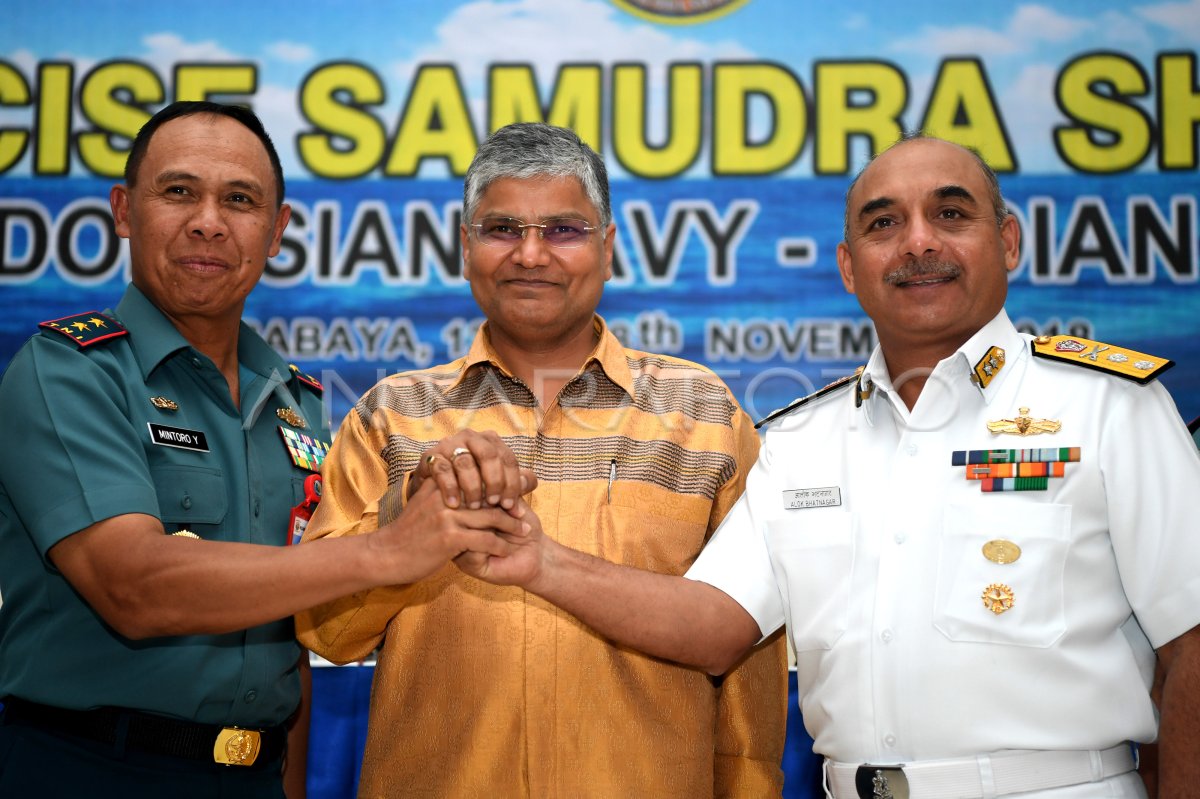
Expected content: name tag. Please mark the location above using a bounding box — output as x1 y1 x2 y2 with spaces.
148 423 210 452
782 486 841 509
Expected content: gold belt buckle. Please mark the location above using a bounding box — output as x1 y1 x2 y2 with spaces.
213 726 262 766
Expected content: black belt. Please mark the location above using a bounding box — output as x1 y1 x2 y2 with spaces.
0 697 286 769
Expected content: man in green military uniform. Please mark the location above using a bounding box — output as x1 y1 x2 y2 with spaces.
0 102 531 798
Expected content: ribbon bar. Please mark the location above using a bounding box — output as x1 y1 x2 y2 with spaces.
966 461 1067 480
981 476 1051 492
951 447 1081 466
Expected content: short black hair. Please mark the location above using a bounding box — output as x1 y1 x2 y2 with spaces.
123 101 286 207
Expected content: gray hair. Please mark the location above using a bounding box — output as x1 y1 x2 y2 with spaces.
463 123 611 227
842 131 1008 240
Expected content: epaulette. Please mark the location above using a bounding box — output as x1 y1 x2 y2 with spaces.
290 364 323 394
1031 335 1173 385
754 366 866 430
38 311 127 347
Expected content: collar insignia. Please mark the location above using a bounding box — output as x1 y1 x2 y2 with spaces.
971 346 1005 388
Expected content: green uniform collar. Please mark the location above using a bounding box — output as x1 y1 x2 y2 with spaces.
115 284 289 384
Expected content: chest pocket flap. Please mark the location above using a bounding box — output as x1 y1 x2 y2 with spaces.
154 465 227 526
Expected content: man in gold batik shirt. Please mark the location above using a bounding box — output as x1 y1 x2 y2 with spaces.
296 123 786 797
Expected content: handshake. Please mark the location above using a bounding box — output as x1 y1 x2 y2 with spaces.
374 429 552 590
310 426 752 679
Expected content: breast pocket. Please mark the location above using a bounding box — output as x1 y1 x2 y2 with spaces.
154 465 228 527
934 502 1070 648
765 512 854 652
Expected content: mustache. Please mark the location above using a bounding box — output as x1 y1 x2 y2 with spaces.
884 259 962 285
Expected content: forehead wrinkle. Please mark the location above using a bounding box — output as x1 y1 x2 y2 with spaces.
153 169 199 184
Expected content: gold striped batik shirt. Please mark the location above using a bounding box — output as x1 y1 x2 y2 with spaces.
297 316 787 798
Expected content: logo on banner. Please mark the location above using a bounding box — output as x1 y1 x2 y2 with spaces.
610 0 750 24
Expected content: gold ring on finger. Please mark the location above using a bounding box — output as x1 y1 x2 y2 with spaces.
451 447 472 459
426 453 439 466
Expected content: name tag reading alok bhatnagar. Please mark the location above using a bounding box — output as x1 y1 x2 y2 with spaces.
782 486 842 509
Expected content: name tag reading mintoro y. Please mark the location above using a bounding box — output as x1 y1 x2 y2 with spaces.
783 486 842 509
148 423 210 452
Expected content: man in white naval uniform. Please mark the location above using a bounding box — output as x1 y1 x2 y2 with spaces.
458 134 1200 798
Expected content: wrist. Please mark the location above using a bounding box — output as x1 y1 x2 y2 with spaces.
524 536 568 598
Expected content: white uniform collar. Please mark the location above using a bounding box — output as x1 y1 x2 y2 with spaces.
859 309 1026 423
954 309 1027 405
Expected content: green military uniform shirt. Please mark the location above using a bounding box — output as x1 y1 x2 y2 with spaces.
0 284 329 727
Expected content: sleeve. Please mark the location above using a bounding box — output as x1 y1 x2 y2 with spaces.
709 407 788 797
687 426 788 640
1103 381 1200 649
0 337 159 559
293 406 417 663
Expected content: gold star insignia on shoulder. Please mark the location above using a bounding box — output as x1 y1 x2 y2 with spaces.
150 396 179 411
277 406 308 429
289 364 324 394
971 346 1005 388
1032 335 1173 385
38 311 127 348
987 407 1061 436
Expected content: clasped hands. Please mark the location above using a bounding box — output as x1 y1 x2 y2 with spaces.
389 430 545 586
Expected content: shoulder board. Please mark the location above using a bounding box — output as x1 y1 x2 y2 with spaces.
38 312 127 348
290 364 323 394
754 367 865 430
1030 335 1173 385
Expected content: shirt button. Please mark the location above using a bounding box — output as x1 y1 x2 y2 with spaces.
244 690 257 703
191 357 202 369
253 500 261 517
880 629 894 643
181 496 192 510
894 532 907 545
883 734 897 747
905 444 918 456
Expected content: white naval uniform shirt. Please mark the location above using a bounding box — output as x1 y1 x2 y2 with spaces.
687 310 1200 765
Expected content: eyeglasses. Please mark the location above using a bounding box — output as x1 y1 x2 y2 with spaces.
469 216 597 249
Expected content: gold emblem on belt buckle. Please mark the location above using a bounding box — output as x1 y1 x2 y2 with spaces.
213 726 261 766
855 765 909 799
